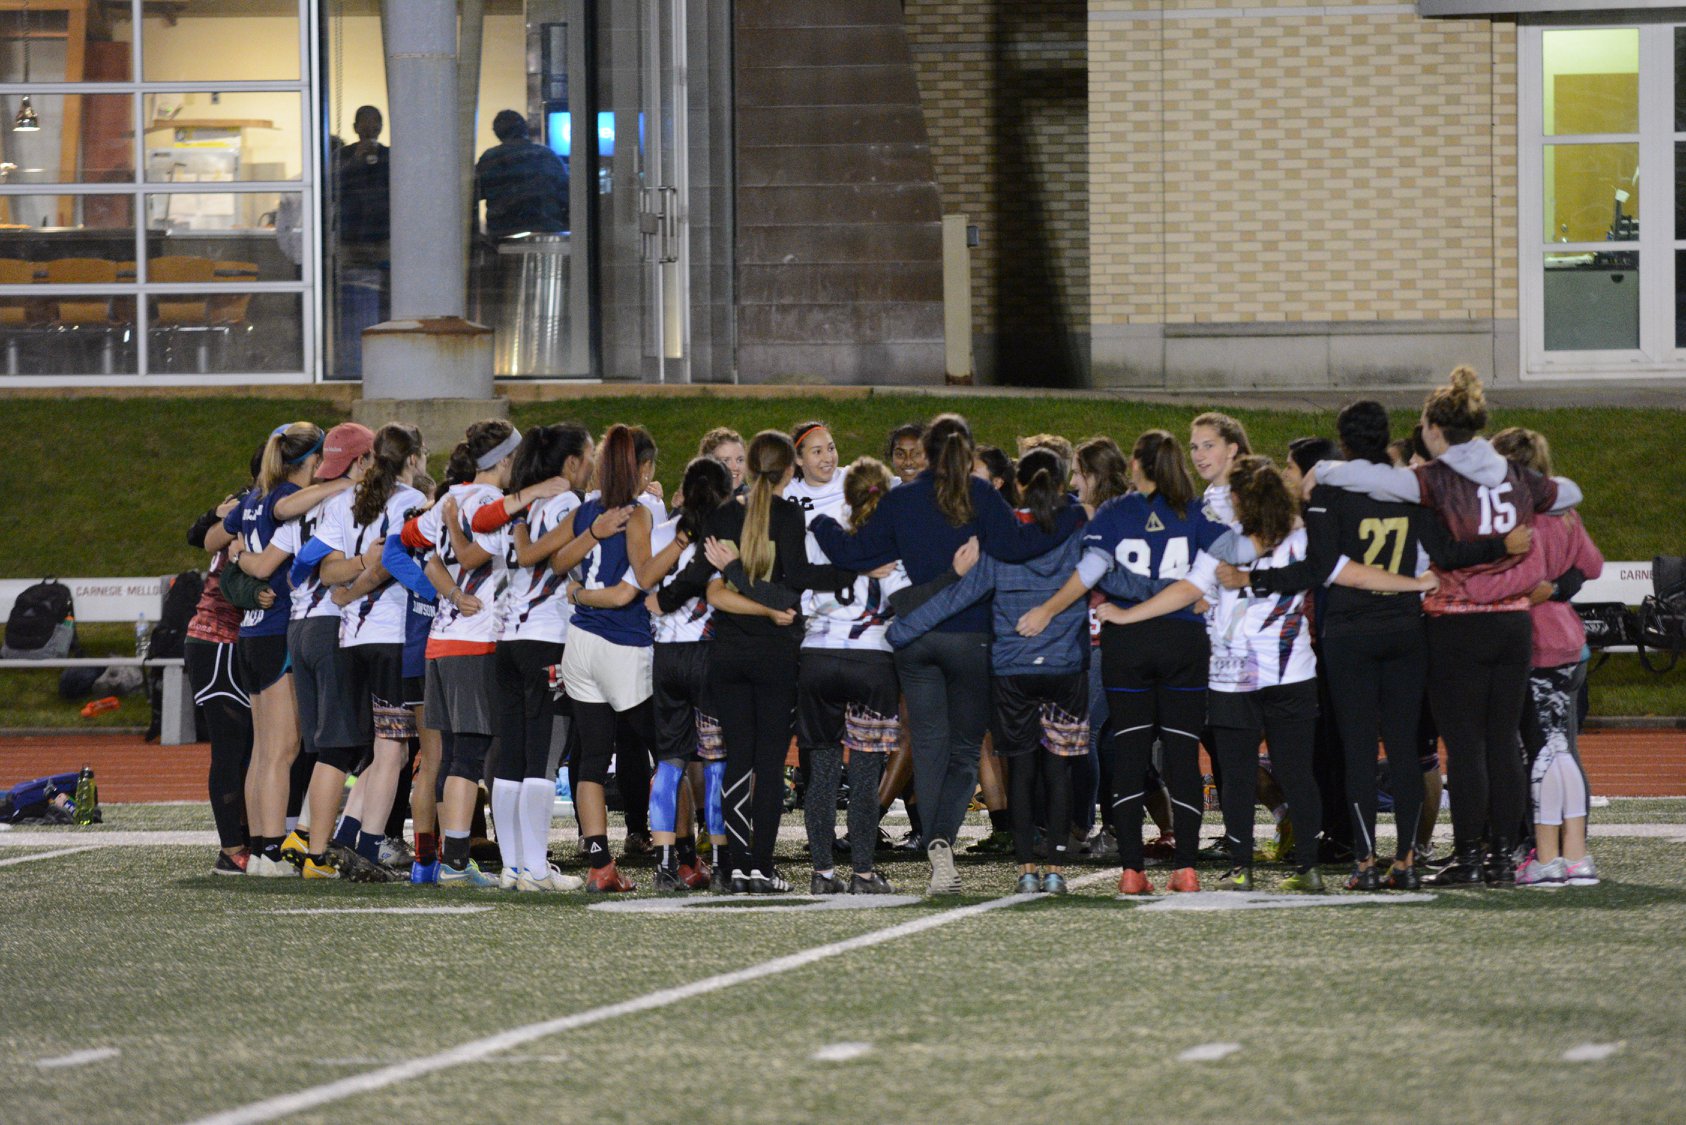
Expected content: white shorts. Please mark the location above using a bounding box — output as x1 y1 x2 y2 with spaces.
560 627 653 712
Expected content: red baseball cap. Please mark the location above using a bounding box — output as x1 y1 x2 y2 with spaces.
317 422 374 480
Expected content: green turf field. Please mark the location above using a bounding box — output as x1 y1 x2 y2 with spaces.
4 802 1685 1123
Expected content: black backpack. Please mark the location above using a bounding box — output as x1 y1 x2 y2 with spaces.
2 578 77 659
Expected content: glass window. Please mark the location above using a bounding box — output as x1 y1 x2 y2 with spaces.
1544 251 1639 351
1543 29 1638 135
144 192 303 282
0 193 139 376
0 7 134 84
145 291 301 374
0 94 135 183
1543 143 1639 243
140 8 300 83
143 93 304 182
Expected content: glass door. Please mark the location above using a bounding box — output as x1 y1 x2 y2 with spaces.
637 0 688 383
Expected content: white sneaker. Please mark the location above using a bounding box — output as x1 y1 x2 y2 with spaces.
1565 855 1599 886
498 866 521 890
517 863 584 892
926 838 962 896
1516 855 1567 888
247 854 299 878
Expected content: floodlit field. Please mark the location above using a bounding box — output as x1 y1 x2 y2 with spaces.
5 802 1686 1124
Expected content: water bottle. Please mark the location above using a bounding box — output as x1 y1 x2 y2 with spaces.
72 766 98 827
134 613 150 660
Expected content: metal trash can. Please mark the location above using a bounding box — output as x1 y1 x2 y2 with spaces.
493 232 571 376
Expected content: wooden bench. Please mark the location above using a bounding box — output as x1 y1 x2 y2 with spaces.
0 576 195 746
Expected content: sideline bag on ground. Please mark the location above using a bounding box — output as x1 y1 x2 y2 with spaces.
1637 555 1686 673
2 578 77 659
1576 602 1637 649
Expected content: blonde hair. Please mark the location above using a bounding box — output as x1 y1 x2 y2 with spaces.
1491 426 1551 476
1190 412 1251 456
843 457 893 532
697 426 742 459
257 422 323 496
1423 365 1488 443
741 430 796 584
1016 432 1075 474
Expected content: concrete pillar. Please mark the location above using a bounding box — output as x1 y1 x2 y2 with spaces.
357 0 504 449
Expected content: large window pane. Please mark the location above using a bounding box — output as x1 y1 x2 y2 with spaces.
0 94 134 184
1676 29 1686 132
0 8 133 83
139 6 299 82
1543 29 1639 136
1544 251 1639 351
146 291 302 374
144 92 304 182
1544 143 1638 243
0 194 137 376
144 192 302 281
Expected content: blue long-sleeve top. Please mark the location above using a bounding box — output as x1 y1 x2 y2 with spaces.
382 532 438 601
288 537 334 591
810 471 1085 635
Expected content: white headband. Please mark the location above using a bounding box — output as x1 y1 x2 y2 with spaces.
476 431 521 470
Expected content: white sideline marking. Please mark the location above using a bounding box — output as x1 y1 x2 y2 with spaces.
812 1042 873 1062
266 906 494 916
0 830 219 847
1563 1042 1624 1062
37 1047 120 1069
0 845 101 867
1129 891 1437 912
1176 1042 1240 1062
588 893 924 915
185 870 1111 1125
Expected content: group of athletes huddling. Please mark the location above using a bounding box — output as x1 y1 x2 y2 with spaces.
183 362 1605 897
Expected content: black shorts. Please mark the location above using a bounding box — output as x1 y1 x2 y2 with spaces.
990 671 1090 758
235 632 290 694
341 643 409 744
1206 678 1320 733
403 675 425 711
797 649 902 755
653 642 715 764
497 638 563 720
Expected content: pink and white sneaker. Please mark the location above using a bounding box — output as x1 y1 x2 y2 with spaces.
1565 855 1599 886
1515 854 1567 888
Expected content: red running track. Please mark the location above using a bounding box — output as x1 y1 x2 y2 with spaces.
2 729 1683 804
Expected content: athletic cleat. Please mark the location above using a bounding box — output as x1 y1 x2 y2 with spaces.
1385 864 1421 891
1262 820 1295 864
968 828 1014 854
212 851 248 876
1565 855 1599 886
1040 872 1068 895
926 838 963 896
1280 868 1325 894
1197 839 1231 863
585 862 637 894
378 836 414 869
1117 869 1155 896
1426 845 1485 888
653 865 688 893
410 859 440 885
810 871 849 895
279 831 310 870
621 830 655 859
1015 872 1043 894
340 851 398 883
1516 855 1568 888
1216 866 1253 892
710 862 733 893
1142 833 1176 862
518 863 584 892
678 859 711 890
1345 865 1383 892
728 868 753 895
1483 838 1517 886
1089 829 1119 860
1166 867 1201 893
746 868 792 894
246 854 299 879
438 860 501 889
498 866 521 891
895 831 924 853
302 856 340 880
849 871 895 895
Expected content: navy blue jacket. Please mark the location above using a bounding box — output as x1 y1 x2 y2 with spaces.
810 472 1084 635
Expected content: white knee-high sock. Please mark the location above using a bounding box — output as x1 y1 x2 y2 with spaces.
519 777 556 875
491 778 524 874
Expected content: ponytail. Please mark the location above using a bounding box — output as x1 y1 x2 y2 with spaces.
509 422 591 493
1131 429 1194 518
257 422 323 496
353 423 423 526
677 456 732 542
924 413 975 526
1423 365 1488 445
741 430 796 584
1228 456 1295 552
1014 448 1066 533
843 457 894 532
597 424 641 509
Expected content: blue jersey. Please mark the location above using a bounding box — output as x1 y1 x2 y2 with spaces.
403 591 434 680
1082 492 1228 623
223 482 300 638
568 498 652 649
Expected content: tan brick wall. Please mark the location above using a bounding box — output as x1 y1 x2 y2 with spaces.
1090 1 1516 327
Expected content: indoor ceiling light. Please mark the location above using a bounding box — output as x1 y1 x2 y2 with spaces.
13 1 42 133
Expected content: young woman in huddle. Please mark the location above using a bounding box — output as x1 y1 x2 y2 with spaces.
1189 412 1250 528
810 414 1080 895
1311 367 1583 885
645 457 736 891
1466 428 1603 888
798 456 907 895
698 426 746 493
782 420 846 814
1099 457 1436 892
884 422 926 487
221 422 354 876
889 449 1090 894
474 424 591 891
964 443 1019 855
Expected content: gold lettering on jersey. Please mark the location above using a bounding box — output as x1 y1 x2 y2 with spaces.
1144 512 1165 533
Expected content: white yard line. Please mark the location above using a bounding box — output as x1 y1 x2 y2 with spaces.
812 1042 873 1062
0 845 101 867
36 1047 120 1069
1176 1042 1241 1062
266 906 493 916
185 870 1112 1125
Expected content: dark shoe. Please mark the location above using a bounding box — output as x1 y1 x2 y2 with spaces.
678 859 711 890
968 829 1014 855
895 831 924 853
340 851 398 883
1344 865 1384 893
710 862 732 893
810 871 849 895
1317 837 1355 865
1425 845 1485 888
747 868 791 894
212 851 249 876
1386 863 1421 890
1483 838 1517 886
621 830 655 859
728 868 753 895
849 871 896 894
653 864 687 893
1216 866 1253 892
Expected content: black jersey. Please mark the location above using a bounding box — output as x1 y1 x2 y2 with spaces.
1248 483 1505 639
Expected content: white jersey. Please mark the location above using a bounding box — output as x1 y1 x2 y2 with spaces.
275 492 349 622
1202 482 1238 531
1185 527 1315 693
787 473 848 622
331 484 425 647
501 491 579 644
649 514 713 645
583 489 667 523
803 560 910 652
418 482 508 652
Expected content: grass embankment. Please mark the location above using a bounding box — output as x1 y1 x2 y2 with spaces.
0 394 1679 724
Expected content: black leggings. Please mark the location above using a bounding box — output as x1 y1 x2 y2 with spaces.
186 639 252 850
806 749 887 874
1007 751 1071 866
1209 681 1321 869
1426 613 1531 849
1324 627 1427 863
571 698 657 804
710 636 799 875
1101 619 1207 871
493 640 562 782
